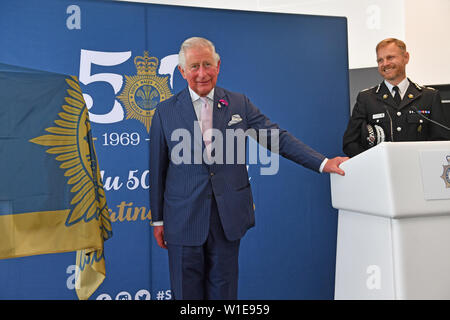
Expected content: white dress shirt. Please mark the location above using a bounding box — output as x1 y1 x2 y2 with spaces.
384 77 409 100
189 87 215 123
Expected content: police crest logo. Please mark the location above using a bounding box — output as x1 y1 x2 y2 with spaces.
441 156 450 188
117 51 173 132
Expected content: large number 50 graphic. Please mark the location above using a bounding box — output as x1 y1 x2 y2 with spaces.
79 49 131 123
79 49 179 124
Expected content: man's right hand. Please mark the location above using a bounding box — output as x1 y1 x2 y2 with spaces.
153 225 167 249
323 156 349 176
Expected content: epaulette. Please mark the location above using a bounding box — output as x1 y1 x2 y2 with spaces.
410 80 423 91
375 83 381 93
361 84 378 93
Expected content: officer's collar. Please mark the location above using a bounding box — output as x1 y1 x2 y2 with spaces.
384 78 409 96
375 78 422 94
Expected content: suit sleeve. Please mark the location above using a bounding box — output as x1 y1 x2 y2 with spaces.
343 92 368 157
243 96 326 173
430 90 450 141
149 107 169 223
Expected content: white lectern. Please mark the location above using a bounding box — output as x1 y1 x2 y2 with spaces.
331 141 450 299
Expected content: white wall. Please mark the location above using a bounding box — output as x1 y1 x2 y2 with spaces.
116 0 449 85
405 0 450 85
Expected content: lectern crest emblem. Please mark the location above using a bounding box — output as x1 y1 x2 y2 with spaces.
440 155 450 188
117 51 173 132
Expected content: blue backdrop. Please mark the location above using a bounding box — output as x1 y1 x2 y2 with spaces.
0 0 349 299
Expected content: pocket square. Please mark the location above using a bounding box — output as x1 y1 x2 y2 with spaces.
228 114 243 126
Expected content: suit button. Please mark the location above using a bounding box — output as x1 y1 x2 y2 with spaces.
397 111 401 116
397 127 402 132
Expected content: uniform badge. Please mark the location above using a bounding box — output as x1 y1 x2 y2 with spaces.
440 156 450 188
117 52 173 132
372 113 385 119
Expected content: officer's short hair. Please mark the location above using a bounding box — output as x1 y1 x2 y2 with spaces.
376 38 407 54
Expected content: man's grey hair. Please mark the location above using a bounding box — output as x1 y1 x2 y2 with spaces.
178 37 221 70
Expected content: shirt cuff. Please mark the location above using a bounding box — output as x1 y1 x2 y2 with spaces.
152 221 164 226
319 158 328 173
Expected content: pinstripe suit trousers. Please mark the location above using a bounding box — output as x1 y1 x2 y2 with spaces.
167 195 240 300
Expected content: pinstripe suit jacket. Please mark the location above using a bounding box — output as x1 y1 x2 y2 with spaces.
149 86 326 246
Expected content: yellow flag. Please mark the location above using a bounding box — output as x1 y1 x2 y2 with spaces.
0 64 112 300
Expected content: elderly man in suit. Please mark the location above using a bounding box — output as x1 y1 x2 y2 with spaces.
150 36 347 300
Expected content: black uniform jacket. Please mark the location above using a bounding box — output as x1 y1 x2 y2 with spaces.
343 79 450 157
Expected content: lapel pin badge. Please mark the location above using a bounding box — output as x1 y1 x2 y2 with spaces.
218 99 228 109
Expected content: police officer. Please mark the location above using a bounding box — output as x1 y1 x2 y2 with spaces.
343 38 450 157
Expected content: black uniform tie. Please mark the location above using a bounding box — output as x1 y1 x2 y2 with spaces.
393 86 401 106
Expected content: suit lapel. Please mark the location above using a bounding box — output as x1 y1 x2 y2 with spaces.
398 81 422 109
376 82 397 108
176 87 201 137
176 87 230 163
177 86 230 133
213 87 231 132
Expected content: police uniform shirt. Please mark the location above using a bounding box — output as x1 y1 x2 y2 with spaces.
385 77 409 100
